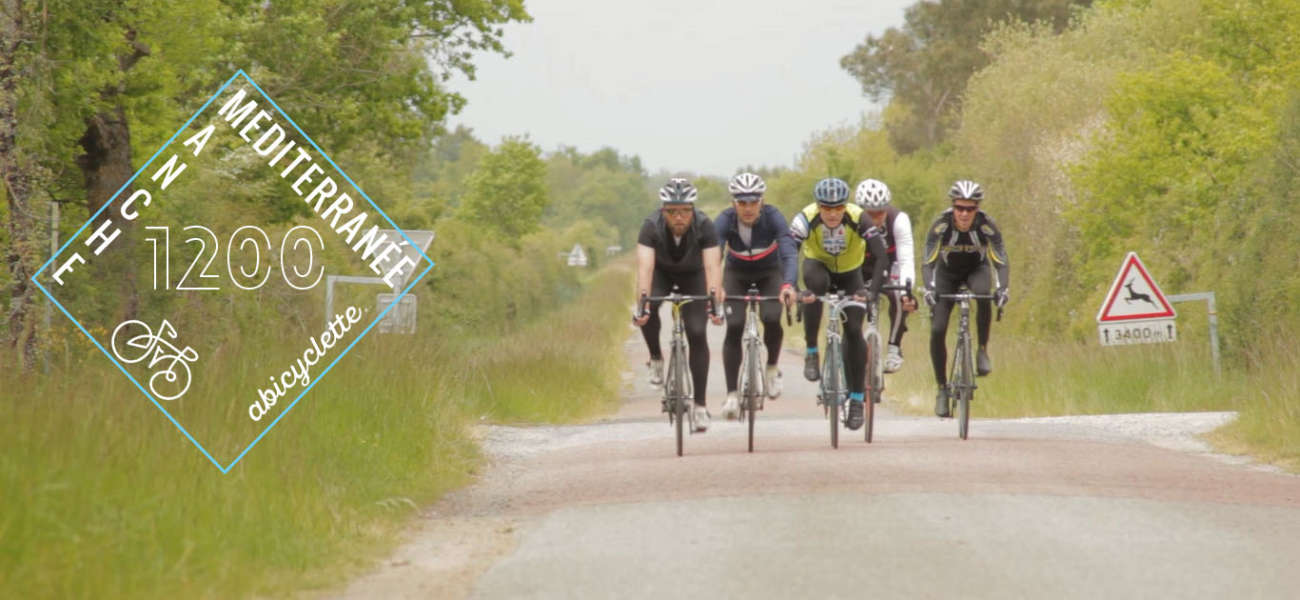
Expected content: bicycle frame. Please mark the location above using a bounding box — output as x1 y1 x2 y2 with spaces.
811 292 867 449
733 286 789 453
937 290 997 440
641 288 714 456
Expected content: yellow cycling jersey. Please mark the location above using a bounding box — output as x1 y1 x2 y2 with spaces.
788 203 873 274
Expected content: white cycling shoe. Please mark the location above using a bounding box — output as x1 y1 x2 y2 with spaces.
692 405 710 432
883 345 903 374
647 359 664 386
721 393 740 420
765 365 782 399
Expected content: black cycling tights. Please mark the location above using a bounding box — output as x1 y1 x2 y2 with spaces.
722 269 784 392
929 264 993 386
801 259 866 395
642 269 710 406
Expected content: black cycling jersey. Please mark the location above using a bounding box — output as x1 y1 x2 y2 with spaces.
921 208 1009 290
637 209 719 274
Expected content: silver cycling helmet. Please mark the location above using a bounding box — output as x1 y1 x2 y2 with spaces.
659 177 698 205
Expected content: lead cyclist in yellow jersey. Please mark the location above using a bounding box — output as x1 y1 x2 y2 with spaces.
789 178 889 431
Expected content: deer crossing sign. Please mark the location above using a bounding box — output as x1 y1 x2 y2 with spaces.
1096 252 1177 346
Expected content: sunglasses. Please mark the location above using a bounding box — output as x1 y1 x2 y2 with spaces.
663 207 693 217
951 205 978 214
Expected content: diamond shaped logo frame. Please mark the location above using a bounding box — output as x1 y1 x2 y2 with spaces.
30 70 435 473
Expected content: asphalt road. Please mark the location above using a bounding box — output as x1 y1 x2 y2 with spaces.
329 322 1300 600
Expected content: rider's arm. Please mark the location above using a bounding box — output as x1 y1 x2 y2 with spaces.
788 209 811 289
712 208 733 267
921 216 945 292
894 211 916 286
635 218 658 300
862 227 890 300
769 206 799 291
697 215 724 306
981 213 1010 291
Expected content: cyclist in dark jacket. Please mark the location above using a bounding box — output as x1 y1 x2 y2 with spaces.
921 180 1010 418
713 172 798 420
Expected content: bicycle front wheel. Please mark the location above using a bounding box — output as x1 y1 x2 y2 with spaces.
744 344 762 452
824 342 842 449
958 336 974 440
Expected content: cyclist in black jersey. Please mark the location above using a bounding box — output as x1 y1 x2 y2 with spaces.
714 172 799 420
633 178 724 432
922 180 1010 418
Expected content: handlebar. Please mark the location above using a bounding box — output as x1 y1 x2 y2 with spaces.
636 287 721 321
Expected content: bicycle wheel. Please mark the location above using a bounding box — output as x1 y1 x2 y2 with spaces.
864 330 882 443
670 345 689 456
745 342 762 452
824 340 841 449
957 335 974 440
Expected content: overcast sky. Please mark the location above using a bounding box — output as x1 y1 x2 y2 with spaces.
447 0 914 177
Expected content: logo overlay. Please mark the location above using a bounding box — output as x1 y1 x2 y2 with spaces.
31 70 435 472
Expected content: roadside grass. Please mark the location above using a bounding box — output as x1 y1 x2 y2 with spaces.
1206 335 1300 471
0 265 632 599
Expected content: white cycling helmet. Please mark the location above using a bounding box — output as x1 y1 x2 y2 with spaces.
948 179 984 203
854 179 891 210
728 172 766 199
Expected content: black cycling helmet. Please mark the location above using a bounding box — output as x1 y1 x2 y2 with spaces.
659 178 698 205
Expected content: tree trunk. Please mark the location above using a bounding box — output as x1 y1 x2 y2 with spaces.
1 0 40 370
75 28 149 322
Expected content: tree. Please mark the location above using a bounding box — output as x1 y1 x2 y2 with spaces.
841 0 1090 153
458 137 548 240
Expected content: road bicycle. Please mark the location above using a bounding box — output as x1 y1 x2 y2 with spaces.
861 281 912 443
639 286 717 456
937 289 1002 440
731 285 792 453
805 289 869 449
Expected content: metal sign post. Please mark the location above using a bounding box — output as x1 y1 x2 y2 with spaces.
1168 292 1221 378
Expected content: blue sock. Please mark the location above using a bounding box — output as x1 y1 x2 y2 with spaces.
806 347 818 355
850 392 864 403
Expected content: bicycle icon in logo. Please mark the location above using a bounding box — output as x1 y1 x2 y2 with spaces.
110 319 199 401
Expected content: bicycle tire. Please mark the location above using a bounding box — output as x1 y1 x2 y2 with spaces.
864 330 882 443
958 333 974 440
670 343 689 457
745 341 762 453
824 339 841 449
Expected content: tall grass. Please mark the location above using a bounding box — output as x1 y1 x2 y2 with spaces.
0 265 632 599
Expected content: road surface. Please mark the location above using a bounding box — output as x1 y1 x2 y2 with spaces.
329 323 1300 599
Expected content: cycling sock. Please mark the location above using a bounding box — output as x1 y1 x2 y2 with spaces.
849 392 864 403
806 347 817 355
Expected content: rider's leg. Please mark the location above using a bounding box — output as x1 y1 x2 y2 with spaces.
801 259 831 380
640 269 670 361
679 272 711 407
929 271 961 388
756 270 784 366
887 288 907 347
968 265 994 375
721 268 747 393
835 270 868 396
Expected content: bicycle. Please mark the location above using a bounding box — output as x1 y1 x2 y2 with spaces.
936 289 1002 440
803 289 870 449
638 286 717 457
861 280 913 443
731 285 793 453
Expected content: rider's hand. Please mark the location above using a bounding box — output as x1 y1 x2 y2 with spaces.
633 311 650 327
996 287 1010 308
800 290 817 304
709 311 724 326
923 288 937 308
716 288 727 305
901 294 919 313
779 284 797 307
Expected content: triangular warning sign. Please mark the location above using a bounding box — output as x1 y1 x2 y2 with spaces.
1097 252 1176 322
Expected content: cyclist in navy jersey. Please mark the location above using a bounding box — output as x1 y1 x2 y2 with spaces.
713 172 798 420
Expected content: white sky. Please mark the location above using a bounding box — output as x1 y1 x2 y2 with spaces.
447 0 913 177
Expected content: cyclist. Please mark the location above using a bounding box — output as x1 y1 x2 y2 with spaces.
922 180 1010 418
853 178 918 374
633 178 725 432
790 177 889 431
714 172 799 420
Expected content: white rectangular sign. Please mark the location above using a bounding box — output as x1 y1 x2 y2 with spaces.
1098 319 1176 346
